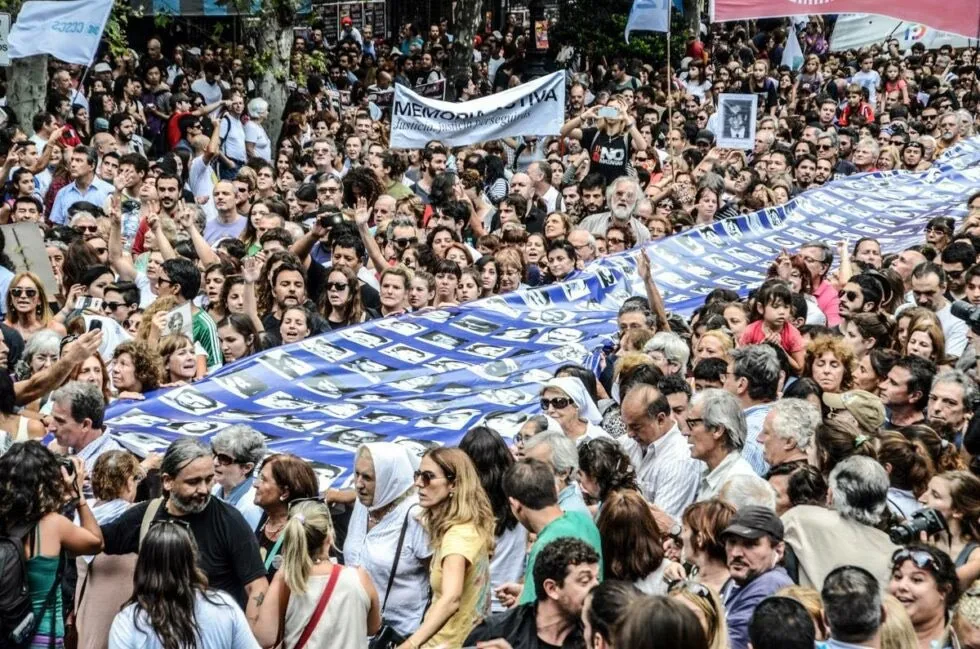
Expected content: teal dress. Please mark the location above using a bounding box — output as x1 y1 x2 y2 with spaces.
26 526 63 648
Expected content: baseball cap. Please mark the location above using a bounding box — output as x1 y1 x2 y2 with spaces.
823 390 885 435
723 505 784 541
342 16 353 25
92 62 112 74
187 47 202 56
695 129 715 145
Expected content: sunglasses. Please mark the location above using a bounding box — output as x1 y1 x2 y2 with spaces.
817 144 833 150
891 548 940 572
11 287 38 298
212 451 238 466
326 281 349 291
838 290 859 301
393 237 418 248
414 469 452 487
74 224 98 233
103 301 126 311
540 397 573 410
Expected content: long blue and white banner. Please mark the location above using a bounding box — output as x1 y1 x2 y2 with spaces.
105 138 980 488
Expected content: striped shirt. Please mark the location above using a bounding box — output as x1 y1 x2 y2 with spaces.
192 308 223 372
619 425 701 520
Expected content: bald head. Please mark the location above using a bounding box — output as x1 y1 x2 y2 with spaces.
621 384 671 447
510 173 534 201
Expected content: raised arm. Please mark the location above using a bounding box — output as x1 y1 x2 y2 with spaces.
637 251 669 332
174 203 219 266
241 256 266 334
108 196 138 281
353 198 390 271
16 330 102 405
560 105 597 137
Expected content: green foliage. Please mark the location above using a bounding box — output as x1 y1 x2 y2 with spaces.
551 0 690 64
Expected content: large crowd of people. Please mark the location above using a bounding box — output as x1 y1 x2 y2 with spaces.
0 7 978 649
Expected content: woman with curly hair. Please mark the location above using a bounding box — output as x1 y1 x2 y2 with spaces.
0 442 103 648
109 520 255 648
804 335 856 393
578 437 640 508
110 340 163 399
405 448 495 649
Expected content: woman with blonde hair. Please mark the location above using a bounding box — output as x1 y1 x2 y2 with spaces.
255 500 381 648
693 330 733 364
404 448 495 649
668 580 730 649
5 271 65 338
777 584 828 640
882 593 919 649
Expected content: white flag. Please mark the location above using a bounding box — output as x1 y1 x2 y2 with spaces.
8 0 113 65
625 0 670 43
782 28 805 71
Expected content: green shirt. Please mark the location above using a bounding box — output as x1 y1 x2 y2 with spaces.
518 511 603 605
192 307 223 371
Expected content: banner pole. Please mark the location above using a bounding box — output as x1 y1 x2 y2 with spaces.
666 9 673 179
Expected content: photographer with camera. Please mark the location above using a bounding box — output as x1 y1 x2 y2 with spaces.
783 455 899 590
917 471 980 591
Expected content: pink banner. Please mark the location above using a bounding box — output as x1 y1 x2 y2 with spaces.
711 0 980 40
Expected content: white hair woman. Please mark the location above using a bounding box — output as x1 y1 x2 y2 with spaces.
210 424 268 530
539 377 609 446
245 97 272 162
343 442 431 638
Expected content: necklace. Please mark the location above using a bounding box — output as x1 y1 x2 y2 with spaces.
368 501 398 526
264 517 287 538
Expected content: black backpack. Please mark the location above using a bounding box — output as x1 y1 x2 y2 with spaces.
0 524 62 648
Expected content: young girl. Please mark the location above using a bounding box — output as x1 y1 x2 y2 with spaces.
739 279 806 371
883 62 910 107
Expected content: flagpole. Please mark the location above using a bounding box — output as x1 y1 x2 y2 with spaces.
666 7 673 180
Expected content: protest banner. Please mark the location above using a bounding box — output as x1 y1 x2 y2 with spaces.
829 14 977 52
1 222 57 296
390 71 565 150
711 0 980 40
105 136 980 489
8 0 113 65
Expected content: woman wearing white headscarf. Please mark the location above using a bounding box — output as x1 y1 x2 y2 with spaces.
344 442 432 637
539 377 610 446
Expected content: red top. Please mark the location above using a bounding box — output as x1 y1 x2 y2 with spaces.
739 320 805 355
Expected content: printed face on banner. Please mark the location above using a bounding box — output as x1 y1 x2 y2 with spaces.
257 350 315 380
717 94 758 150
161 386 224 415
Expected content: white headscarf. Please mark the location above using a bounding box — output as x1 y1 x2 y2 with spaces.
358 442 416 512
540 376 603 425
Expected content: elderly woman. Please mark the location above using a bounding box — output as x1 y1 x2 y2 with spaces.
210 425 267 530
539 377 608 446
74 450 143 649
343 442 431 638
12 329 61 416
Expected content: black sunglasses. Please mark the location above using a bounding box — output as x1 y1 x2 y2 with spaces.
326 281 350 291
103 301 126 311
540 397 573 410
414 469 452 487
838 290 859 301
393 237 418 247
212 451 238 466
11 287 38 298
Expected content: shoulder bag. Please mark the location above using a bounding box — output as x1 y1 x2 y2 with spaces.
368 505 416 649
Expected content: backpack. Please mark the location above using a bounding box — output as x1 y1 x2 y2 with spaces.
0 524 57 648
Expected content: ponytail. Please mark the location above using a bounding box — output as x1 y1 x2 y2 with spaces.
280 500 335 594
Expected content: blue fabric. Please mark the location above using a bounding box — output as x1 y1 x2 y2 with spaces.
727 567 794 649
105 138 980 488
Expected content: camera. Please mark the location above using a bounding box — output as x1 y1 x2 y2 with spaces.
951 300 980 335
61 457 76 477
318 211 345 230
888 507 948 545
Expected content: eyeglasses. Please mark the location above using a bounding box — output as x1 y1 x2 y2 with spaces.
816 144 833 150
103 301 126 311
414 469 451 487
667 579 712 601
838 290 859 301
685 417 704 429
607 237 626 245
393 237 418 248
74 224 98 233
326 281 349 291
11 287 38 298
157 278 173 286
540 396 574 410
922 114 938 121
212 451 238 466
891 548 940 572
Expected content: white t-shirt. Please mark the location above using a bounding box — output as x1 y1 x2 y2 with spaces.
109 589 259 649
219 116 247 162
190 78 224 108
851 70 881 106
243 121 272 162
188 155 218 221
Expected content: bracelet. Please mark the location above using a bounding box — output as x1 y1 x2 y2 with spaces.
76 499 88 508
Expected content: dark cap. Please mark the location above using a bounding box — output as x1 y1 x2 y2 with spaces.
295 183 318 203
722 505 784 541
695 129 715 145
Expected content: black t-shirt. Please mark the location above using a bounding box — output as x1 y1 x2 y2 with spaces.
360 283 381 312
101 497 266 608
581 127 631 186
